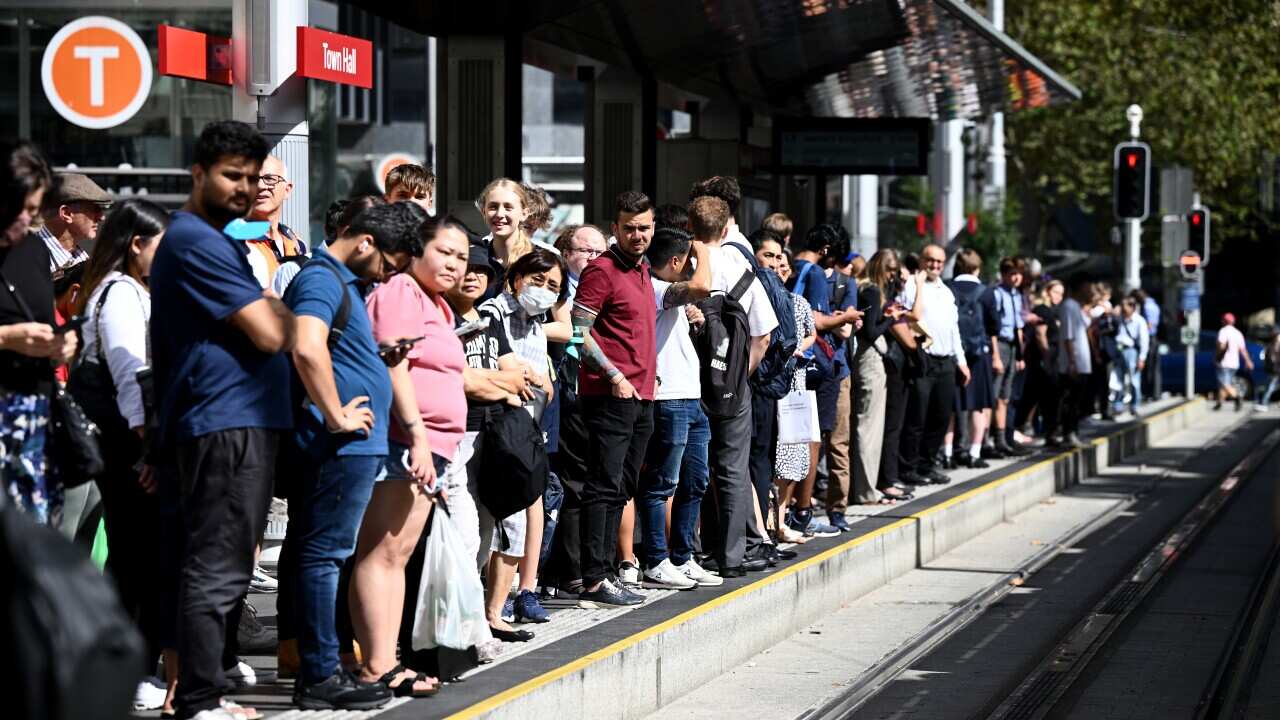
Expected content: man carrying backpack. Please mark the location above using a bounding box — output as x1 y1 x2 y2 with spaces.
687 194 778 577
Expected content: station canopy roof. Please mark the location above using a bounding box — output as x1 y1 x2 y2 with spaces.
365 0 1080 120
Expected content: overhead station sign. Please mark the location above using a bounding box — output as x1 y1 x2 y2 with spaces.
296 27 373 89
772 118 931 176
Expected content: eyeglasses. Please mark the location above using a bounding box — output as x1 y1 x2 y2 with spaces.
259 174 287 188
379 251 411 277
571 246 603 258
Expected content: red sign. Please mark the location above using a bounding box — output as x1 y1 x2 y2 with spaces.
158 25 232 85
296 27 372 89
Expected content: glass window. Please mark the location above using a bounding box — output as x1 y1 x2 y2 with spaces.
23 6 232 171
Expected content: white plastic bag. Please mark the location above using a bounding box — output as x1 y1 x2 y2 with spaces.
777 388 815 444
410 509 489 651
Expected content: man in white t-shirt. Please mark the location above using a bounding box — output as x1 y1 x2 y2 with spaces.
1056 276 1094 448
635 227 724 589
1215 312 1253 411
688 194 778 576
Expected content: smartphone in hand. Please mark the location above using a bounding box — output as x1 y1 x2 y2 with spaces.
55 315 87 334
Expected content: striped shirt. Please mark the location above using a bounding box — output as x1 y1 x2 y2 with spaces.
39 225 88 272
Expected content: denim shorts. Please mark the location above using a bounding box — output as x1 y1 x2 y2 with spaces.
1217 367 1239 389
383 440 449 484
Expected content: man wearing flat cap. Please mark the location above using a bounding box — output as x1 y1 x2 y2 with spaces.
34 172 112 272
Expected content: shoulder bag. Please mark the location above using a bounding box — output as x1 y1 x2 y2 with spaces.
0 271 103 485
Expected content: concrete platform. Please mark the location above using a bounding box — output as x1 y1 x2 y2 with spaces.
364 397 1210 719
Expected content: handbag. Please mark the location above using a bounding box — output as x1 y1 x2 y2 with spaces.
68 281 130 436
0 271 103 485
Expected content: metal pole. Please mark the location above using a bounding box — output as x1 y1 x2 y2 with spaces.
1186 307 1199 400
1125 218 1141 291
1123 105 1144 292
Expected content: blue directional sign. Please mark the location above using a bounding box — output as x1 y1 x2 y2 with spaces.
1179 284 1201 312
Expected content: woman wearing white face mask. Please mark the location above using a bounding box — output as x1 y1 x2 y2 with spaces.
474 247 566 638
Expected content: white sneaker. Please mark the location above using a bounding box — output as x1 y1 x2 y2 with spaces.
673 558 724 587
618 560 642 588
224 659 277 687
249 565 277 593
642 559 697 590
132 676 167 711
190 709 237 720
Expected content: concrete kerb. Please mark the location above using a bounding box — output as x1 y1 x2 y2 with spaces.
446 399 1207 720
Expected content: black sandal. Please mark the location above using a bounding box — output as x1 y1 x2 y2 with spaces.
490 625 535 642
377 664 439 698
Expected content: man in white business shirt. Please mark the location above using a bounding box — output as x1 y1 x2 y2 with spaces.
898 243 970 485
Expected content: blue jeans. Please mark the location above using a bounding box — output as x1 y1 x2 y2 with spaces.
639 399 710 567
1111 347 1142 413
295 453 384 685
1259 374 1280 406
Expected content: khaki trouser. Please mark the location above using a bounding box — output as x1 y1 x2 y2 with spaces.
851 350 887 504
825 374 854 512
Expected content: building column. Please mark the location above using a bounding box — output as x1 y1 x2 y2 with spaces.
232 0 309 237
985 0 1006 210
583 67 654 225
435 33 522 228
932 120 966 246
842 175 878 257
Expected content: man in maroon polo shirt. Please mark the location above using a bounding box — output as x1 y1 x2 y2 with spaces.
570 190 658 606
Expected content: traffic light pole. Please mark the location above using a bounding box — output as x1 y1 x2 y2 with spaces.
1123 105 1144 291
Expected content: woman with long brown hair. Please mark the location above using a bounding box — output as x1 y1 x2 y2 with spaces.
851 249 912 505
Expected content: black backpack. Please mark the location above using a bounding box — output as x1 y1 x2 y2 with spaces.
477 404 549 548
727 243 798 400
948 280 987 356
694 269 755 418
1 505 144 720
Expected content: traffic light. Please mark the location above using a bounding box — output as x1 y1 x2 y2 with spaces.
1186 206 1210 255
1178 250 1202 280
1113 142 1151 221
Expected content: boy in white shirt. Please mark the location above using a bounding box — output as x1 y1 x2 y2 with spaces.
637 228 722 589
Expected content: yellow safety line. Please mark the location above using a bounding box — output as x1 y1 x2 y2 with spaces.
444 397 1201 719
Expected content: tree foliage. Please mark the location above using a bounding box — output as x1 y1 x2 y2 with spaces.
1004 0 1280 242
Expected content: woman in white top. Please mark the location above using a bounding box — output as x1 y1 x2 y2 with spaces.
71 197 170 707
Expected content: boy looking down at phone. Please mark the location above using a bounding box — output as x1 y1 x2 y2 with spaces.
281 201 426 710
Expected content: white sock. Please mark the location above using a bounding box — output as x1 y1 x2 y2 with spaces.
943 444 952 458
970 443 982 459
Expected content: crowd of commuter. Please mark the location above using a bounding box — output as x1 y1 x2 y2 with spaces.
0 122 1264 720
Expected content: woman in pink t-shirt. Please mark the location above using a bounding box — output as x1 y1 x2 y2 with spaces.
353 216 469 695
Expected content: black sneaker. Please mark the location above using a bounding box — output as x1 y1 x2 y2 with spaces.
924 469 951 484
899 472 930 486
579 578 643 607
827 512 853 533
237 601 278 655
294 671 391 711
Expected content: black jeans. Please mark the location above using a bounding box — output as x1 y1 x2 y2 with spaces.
900 355 957 474
546 394 589 586
174 428 279 718
1060 373 1090 436
878 370 908 489
747 388 777 544
579 396 654 586
97 425 163 675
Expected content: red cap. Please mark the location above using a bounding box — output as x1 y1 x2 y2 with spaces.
1222 312 1236 326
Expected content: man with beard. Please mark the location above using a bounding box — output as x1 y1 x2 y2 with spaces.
571 190 658 606
150 121 297 720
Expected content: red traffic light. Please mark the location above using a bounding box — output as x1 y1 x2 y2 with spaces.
1125 152 1138 168
1190 213 1201 226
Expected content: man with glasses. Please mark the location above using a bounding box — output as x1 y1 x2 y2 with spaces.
247 155 308 288
898 244 971 486
34 172 110 271
554 223 608 304
280 202 424 711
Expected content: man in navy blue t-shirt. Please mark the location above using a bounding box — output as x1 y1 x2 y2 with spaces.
785 225 862 535
150 121 298 720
